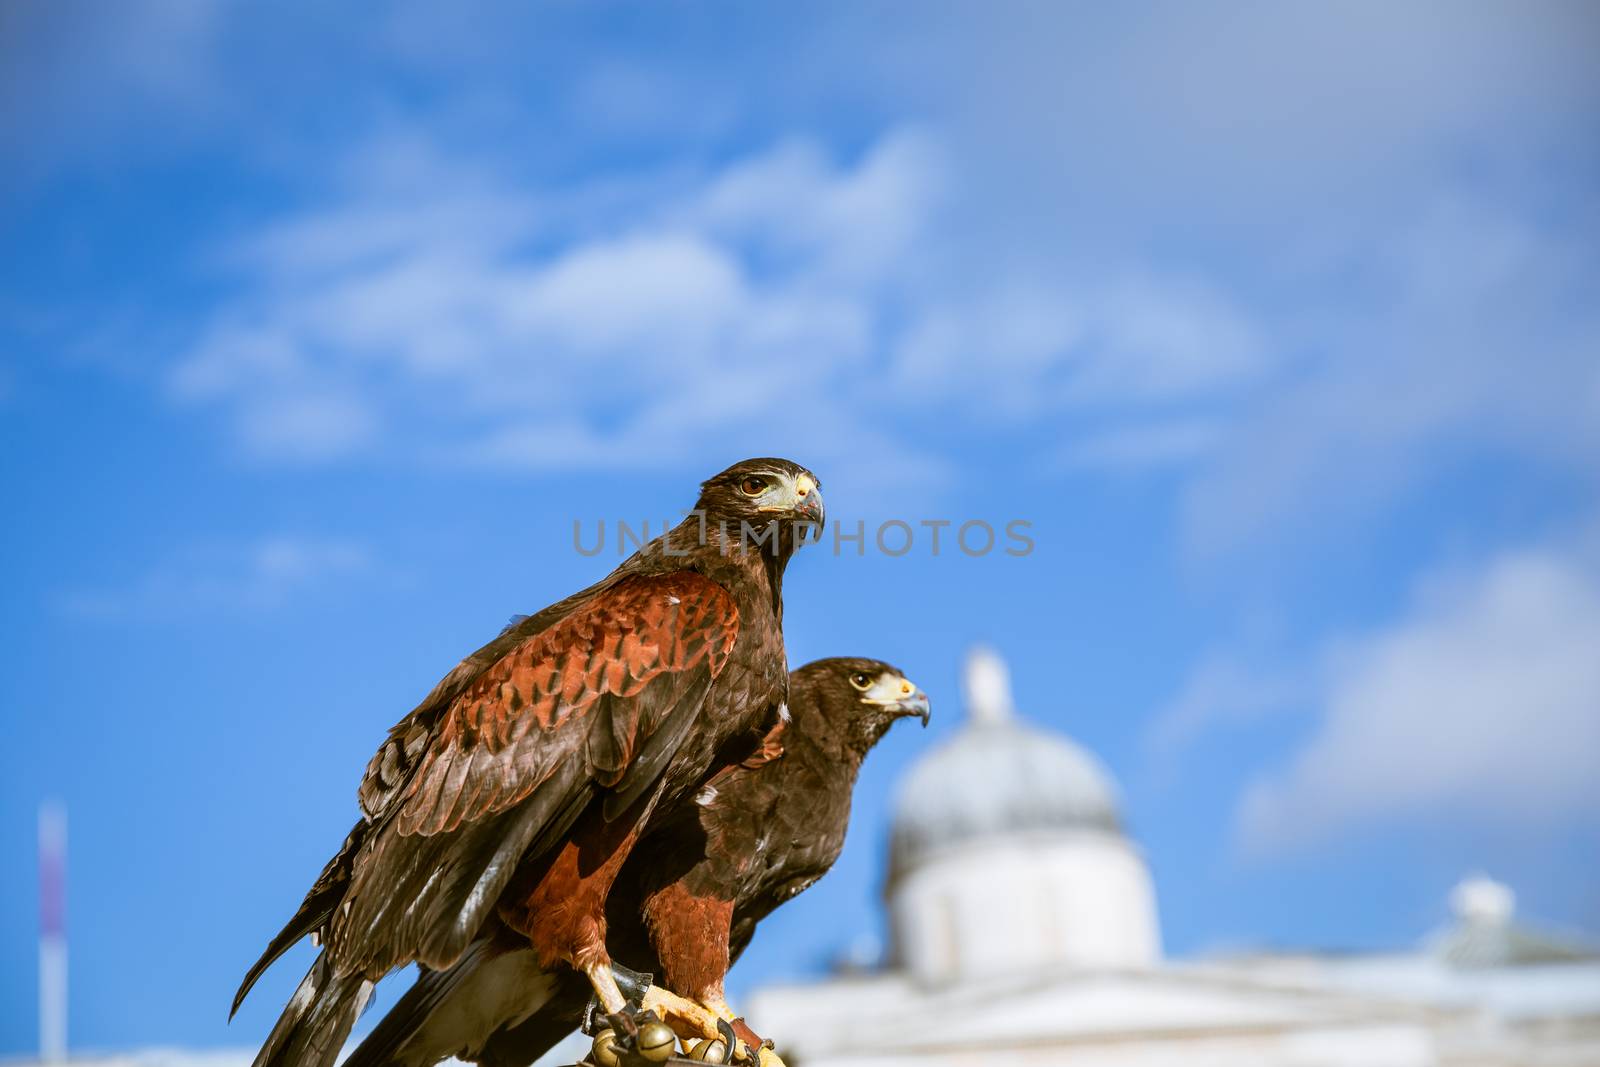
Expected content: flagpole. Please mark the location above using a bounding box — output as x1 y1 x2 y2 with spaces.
39 803 67 1064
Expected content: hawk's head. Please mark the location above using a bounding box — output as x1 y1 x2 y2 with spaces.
791 656 930 756
696 457 824 542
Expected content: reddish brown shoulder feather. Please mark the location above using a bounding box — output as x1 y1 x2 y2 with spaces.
386 572 739 836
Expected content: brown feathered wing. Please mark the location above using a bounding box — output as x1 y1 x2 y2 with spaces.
238 569 740 1010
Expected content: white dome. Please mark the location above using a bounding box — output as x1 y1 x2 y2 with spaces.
884 647 1160 982
888 647 1122 885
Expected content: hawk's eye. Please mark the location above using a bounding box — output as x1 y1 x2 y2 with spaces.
850 672 872 691
739 476 769 496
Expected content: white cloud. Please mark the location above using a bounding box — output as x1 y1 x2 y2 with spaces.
890 282 1085 415
1180 192 1600 555
1237 541 1600 853
1061 418 1224 471
1076 278 1268 401
31 5 1588 558
1146 652 1304 757
908 2 1600 543
940 1 1600 237
1 0 223 170
890 273 1268 419
236 393 380 461
169 124 1275 487
689 131 945 285
54 537 372 621
169 132 915 473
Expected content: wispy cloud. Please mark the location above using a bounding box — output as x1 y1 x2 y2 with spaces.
169 129 943 482
139 4 1597 558
1146 652 1305 759
940 1 1600 234
164 122 1296 498
1 0 223 180
1234 534 1600 853
24 2 1600 606
908 2 1600 545
1059 418 1227 472
890 274 1268 419
53 536 373 621
1179 192 1600 556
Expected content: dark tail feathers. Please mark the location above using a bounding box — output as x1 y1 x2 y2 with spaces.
341 942 496 1067
234 820 369 1019
345 936 590 1067
252 950 373 1067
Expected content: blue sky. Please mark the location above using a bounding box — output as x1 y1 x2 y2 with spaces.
3 0 1599 1054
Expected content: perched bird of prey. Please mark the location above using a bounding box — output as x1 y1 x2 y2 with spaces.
232 458 823 1067
341 657 930 1067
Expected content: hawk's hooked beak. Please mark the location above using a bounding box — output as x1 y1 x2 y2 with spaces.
867 674 931 726
794 474 824 526
898 685 932 727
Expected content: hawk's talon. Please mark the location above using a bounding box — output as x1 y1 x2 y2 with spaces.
716 1018 738 1060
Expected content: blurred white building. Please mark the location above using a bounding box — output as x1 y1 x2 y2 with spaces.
747 647 1600 1067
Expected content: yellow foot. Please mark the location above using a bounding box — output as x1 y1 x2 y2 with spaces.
639 985 722 1043
700 994 788 1067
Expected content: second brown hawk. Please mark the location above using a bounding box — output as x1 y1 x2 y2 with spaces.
340 657 930 1066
